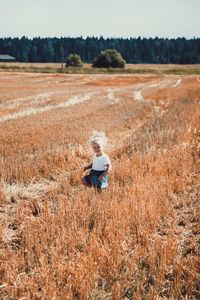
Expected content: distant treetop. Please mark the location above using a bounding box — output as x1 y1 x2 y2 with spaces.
65 53 83 67
93 49 126 68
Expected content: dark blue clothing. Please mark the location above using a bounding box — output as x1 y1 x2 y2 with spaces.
84 169 108 189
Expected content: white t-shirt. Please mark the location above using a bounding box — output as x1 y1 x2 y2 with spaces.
92 153 111 171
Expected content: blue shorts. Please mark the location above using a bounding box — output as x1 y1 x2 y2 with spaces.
84 169 108 189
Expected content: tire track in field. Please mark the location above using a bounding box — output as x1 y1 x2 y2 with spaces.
0 91 66 109
0 91 97 122
0 82 124 123
133 77 182 101
171 78 182 88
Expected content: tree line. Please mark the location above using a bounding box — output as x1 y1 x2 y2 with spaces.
0 36 199 64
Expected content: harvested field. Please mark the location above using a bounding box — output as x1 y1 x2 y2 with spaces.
0 72 199 299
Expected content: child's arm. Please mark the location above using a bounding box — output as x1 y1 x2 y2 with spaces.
83 163 93 172
98 164 110 181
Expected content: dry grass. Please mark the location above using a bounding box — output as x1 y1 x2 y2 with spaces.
1 63 200 75
0 72 199 299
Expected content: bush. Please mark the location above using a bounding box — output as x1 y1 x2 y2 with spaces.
93 49 126 68
65 54 83 67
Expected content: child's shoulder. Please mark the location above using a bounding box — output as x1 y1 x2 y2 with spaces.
102 153 111 162
102 152 109 158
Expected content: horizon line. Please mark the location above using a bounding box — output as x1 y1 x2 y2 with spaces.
0 35 199 40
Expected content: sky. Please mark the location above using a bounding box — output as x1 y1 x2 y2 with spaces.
0 0 199 39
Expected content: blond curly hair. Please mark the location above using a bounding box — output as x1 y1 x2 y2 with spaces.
89 130 108 149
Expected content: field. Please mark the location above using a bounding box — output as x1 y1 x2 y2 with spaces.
1 62 200 75
0 71 199 299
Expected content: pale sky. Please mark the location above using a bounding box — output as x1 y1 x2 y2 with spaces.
0 0 199 38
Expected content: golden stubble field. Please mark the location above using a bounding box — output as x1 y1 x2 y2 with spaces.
0 72 199 299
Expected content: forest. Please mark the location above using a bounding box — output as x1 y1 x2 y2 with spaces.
0 36 200 64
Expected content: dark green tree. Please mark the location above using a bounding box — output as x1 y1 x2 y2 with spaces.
93 49 126 68
65 53 83 67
